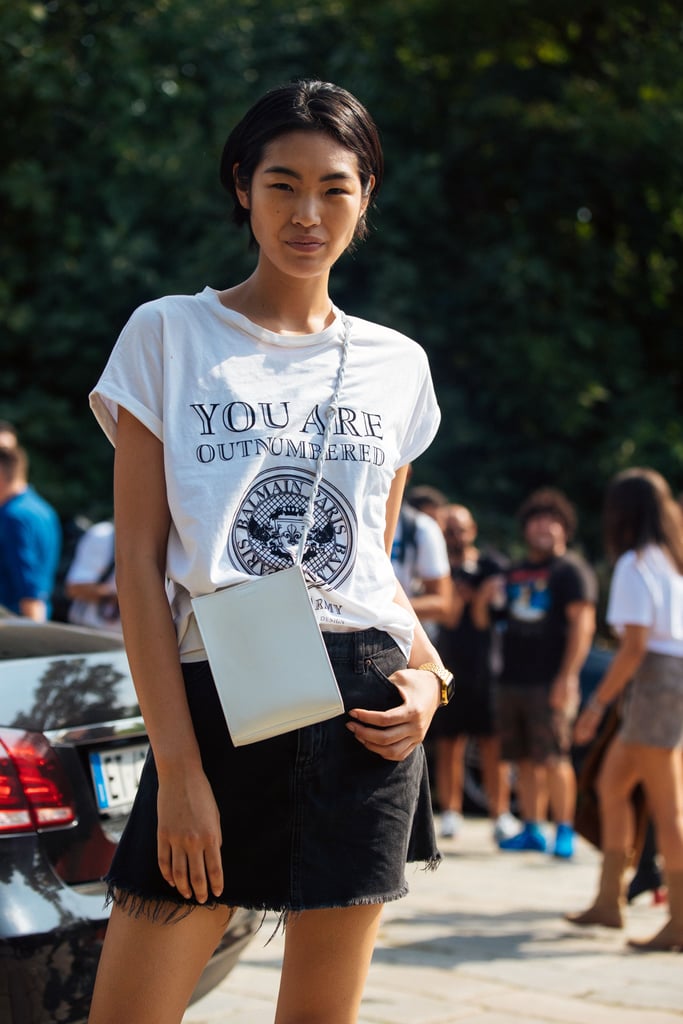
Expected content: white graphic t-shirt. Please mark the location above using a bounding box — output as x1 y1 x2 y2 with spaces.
90 287 441 660
607 544 683 656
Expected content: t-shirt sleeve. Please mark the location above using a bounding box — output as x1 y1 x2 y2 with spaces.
555 557 599 606
606 555 653 629
89 301 165 446
395 347 441 467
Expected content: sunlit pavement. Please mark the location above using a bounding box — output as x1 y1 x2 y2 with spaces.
183 816 683 1023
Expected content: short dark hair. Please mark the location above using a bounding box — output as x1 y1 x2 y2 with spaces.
405 485 448 512
219 79 383 242
517 487 577 541
0 420 18 441
0 444 27 481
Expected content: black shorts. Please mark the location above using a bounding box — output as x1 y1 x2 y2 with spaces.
495 683 573 762
105 629 439 919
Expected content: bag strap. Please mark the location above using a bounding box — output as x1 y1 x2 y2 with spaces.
295 311 351 566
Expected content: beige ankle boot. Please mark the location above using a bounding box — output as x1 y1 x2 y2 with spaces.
628 870 683 952
566 850 630 929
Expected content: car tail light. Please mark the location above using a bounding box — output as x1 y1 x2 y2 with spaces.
0 727 77 833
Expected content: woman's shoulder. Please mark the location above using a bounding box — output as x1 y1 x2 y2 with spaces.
348 314 427 356
127 289 210 323
614 546 674 588
614 549 638 571
115 290 221 355
638 543 681 577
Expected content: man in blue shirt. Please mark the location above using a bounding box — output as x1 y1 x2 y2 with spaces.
0 445 61 620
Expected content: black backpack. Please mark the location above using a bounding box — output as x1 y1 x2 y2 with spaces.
392 504 419 566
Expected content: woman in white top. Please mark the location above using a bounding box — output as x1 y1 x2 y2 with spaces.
87 80 452 1024
568 467 683 951
65 520 120 632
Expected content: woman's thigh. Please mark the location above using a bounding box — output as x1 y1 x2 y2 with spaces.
88 901 233 1024
275 904 384 1024
638 746 683 849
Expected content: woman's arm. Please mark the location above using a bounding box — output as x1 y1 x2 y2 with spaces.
66 580 114 600
469 573 503 629
573 623 649 745
114 408 223 903
383 465 442 671
346 468 447 760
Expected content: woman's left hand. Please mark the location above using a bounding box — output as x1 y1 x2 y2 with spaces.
346 667 440 761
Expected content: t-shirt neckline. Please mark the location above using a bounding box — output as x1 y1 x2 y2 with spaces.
199 286 343 350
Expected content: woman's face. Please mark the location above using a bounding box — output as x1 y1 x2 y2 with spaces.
235 130 373 280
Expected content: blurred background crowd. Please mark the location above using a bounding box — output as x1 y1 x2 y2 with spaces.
3 2 683 557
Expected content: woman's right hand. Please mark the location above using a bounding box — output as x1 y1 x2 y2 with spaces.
573 704 601 746
114 410 224 905
156 765 224 903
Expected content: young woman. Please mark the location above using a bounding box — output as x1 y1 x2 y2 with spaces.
568 467 683 952
87 80 451 1023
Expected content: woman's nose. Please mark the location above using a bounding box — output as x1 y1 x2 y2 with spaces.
292 196 321 227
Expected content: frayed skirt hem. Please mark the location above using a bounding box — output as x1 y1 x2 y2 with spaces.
103 862 438 929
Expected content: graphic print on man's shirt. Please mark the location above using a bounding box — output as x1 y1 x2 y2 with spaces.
507 567 552 626
229 467 357 585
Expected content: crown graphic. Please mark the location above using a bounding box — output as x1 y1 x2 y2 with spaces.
274 503 303 517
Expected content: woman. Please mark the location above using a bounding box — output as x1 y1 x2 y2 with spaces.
568 467 683 952
87 80 451 1023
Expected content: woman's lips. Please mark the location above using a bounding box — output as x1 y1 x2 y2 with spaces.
286 238 325 252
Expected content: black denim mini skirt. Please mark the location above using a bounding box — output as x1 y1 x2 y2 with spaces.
105 628 440 920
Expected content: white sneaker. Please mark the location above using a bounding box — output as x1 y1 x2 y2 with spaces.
440 810 463 839
493 812 519 843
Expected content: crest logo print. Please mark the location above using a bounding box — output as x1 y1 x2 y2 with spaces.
229 469 356 584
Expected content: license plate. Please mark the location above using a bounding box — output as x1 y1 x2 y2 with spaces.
89 742 149 812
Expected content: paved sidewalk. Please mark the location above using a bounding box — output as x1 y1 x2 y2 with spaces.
184 817 683 1023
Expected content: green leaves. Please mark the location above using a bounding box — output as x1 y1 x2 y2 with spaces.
2 0 682 557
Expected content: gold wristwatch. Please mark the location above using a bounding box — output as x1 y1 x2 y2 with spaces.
418 662 455 706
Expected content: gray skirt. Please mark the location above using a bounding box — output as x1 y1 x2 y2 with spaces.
105 628 439 921
620 650 683 748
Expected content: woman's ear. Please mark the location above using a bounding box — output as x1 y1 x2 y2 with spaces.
360 174 376 216
233 163 250 209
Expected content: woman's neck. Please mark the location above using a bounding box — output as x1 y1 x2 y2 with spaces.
218 269 335 335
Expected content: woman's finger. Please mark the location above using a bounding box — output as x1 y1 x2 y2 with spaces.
205 839 225 899
186 847 210 904
157 836 175 888
170 848 193 900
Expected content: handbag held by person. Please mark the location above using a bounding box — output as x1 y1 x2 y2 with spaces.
191 315 352 746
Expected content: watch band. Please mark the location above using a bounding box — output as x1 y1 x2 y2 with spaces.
418 662 455 706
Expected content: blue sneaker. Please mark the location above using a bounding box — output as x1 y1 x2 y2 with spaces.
498 823 547 852
553 823 575 859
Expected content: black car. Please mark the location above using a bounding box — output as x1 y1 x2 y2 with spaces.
0 613 258 1024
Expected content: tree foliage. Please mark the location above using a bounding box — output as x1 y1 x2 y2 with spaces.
2 0 683 555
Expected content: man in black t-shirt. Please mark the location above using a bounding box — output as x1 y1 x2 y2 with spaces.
478 489 597 858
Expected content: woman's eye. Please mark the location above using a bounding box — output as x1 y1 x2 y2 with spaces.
326 187 349 196
270 182 293 191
